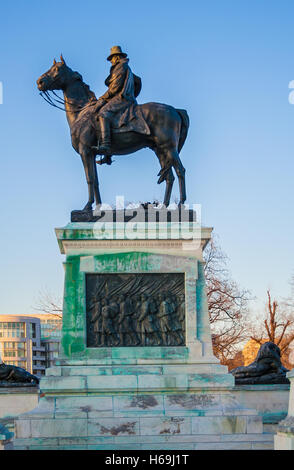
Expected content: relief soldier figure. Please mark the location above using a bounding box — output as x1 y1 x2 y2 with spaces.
109 295 120 318
169 294 184 345
158 293 183 346
158 293 172 345
89 296 102 345
100 297 120 347
138 293 161 346
132 294 143 341
178 294 186 333
149 295 162 346
117 294 140 346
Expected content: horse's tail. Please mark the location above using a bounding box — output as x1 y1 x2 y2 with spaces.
176 109 189 153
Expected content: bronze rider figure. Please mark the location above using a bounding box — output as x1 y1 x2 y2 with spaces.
92 46 141 158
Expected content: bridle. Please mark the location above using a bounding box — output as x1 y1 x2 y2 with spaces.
39 73 96 113
40 90 68 111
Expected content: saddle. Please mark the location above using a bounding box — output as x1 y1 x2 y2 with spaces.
97 102 151 136
71 100 150 151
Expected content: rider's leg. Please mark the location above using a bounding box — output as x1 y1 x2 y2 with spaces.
98 116 111 154
92 116 112 157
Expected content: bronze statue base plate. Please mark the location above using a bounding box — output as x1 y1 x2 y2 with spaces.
71 204 197 223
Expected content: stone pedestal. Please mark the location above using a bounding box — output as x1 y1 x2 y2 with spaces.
14 221 269 449
274 369 294 449
0 386 38 449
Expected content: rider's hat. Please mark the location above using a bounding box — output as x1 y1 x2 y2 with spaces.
107 45 128 61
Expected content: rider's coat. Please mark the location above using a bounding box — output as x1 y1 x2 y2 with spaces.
98 58 150 135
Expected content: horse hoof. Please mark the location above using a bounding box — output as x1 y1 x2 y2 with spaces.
157 175 165 184
71 210 95 222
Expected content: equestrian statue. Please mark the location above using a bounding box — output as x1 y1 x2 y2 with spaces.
37 46 189 214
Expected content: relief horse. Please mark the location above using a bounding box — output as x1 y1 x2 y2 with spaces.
37 56 189 211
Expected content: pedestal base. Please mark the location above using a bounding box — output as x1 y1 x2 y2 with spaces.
14 360 272 450
13 222 272 449
275 429 294 450
274 369 294 449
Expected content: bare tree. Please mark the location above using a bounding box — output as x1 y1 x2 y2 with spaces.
250 290 294 368
204 237 250 365
34 289 63 319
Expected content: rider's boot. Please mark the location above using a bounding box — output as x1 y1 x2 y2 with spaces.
94 116 111 156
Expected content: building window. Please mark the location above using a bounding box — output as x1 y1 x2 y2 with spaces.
2 341 26 357
30 323 36 339
0 322 25 338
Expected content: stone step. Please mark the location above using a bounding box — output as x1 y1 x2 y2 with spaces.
13 432 274 450
40 372 234 393
46 363 229 376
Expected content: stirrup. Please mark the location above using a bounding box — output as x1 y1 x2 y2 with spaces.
96 155 113 165
92 140 111 155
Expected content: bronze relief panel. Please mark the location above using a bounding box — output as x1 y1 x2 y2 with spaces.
86 273 185 347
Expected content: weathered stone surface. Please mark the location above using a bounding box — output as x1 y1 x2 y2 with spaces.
247 415 264 434
88 418 140 436
31 418 88 438
41 376 86 391
165 393 221 411
13 223 275 450
191 416 247 435
274 432 294 450
232 384 289 424
87 375 137 390
139 416 191 436
113 395 163 413
55 396 113 412
15 419 31 438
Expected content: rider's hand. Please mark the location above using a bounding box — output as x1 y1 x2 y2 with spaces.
93 98 106 112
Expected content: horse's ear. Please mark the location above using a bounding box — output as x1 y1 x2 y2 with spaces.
53 58 56 65
60 54 66 65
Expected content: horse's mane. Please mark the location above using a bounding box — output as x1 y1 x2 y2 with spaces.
82 81 97 101
69 67 97 101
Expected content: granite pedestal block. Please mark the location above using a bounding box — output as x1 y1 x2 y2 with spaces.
14 221 270 449
274 369 294 449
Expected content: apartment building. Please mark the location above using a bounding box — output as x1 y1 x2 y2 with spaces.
0 314 62 377
0 315 46 377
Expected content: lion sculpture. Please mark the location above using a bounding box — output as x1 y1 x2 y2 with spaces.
231 342 290 385
0 362 39 386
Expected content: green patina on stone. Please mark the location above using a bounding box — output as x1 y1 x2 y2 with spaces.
93 251 160 273
196 261 214 348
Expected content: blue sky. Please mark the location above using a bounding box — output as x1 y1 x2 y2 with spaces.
0 0 294 315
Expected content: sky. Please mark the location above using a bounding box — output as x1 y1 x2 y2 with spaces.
0 0 293 316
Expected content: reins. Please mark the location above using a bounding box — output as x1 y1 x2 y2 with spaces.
40 91 67 111
39 76 97 113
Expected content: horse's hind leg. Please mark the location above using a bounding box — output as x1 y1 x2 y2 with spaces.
163 169 175 206
169 150 186 204
155 150 175 206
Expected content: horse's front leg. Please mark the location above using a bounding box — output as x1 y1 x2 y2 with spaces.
80 149 95 211
92 155 102 206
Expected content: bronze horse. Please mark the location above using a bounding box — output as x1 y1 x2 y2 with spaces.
37 56 189 211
